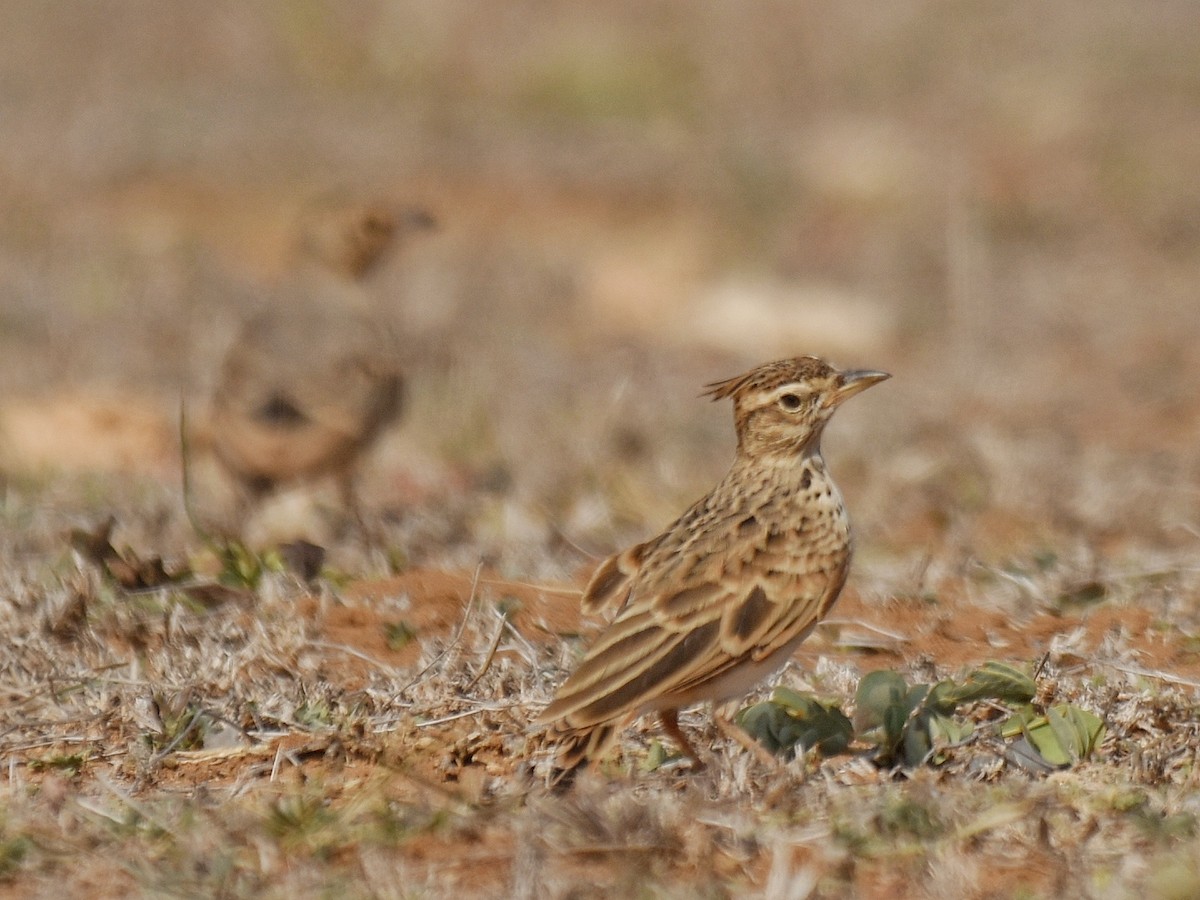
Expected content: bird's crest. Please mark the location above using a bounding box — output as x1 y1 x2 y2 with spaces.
703 356 834 402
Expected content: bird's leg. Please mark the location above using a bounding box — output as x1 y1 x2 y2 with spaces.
338 472 360 523
338 472 370 535
713 705 783 770
231 475 272 540
659 709 705 768
340 472 391 555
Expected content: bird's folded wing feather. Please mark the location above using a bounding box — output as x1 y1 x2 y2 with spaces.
539 515 847 727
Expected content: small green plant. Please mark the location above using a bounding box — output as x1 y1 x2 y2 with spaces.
26 753 88 777
854 661 1037 767
369 801 451 844
641 739 672 773
294 699 334 728
736 687 853 758
383 621 417 651
265 792 335 847
739 661 1106 770
0 835 31 881
215 540 282 589
153 700 208 753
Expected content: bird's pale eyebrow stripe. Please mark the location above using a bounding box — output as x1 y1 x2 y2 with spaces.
765 384 812 403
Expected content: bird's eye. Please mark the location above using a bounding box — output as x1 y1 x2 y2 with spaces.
778 393 802 411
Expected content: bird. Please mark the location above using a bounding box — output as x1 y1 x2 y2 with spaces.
537 356 889 775
208 197 434 521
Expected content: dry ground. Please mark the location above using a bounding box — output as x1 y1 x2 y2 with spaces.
2 3 1200 898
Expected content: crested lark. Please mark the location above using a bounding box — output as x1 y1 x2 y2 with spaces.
538 356 889 774
209 198 434 515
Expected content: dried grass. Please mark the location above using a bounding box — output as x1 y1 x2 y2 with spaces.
2 2 1200 896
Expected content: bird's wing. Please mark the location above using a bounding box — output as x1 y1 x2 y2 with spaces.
578 534 665 615
538 513 849 728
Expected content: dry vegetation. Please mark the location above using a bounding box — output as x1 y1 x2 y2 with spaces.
2 2 1200 897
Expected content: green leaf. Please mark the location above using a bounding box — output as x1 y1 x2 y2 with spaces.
1006 736 1061 774
1001 705 1067 765
1027 718 1071 766
791 698 854 756
737 693 853 758
942 661 1036 706
902 691 978 767
903 683 931 716
642 739 670 772
850 663 1040 768
902 714 933 767
1047 704 1105 762
927 712 973 747
922 711 973 767
1000 703 1105 768
923 680 961 715
736 702 789 754
998 704 1038 739
771 685 810 711
853 671 923 763
853 670 909 735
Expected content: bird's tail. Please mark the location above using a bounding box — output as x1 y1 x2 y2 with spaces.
543 721 619 788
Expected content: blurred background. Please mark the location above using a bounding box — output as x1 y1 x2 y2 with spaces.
1 1 1197 575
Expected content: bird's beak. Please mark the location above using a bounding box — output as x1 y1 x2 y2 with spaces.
827 369 891 407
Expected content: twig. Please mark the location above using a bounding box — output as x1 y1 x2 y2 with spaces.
74 797 127 825
558 843 673 857
151 707 207 763
95 772 180 837
179 397 213 545
501 617 541 667
542 518 603 563
479 578 582 596
462 608 511 693
396 561 484 694
415 702 521 728
3 735 98 753
310 641 402 676
819 618 909 642
3 664 130 711
1092 660 1200 689
1034 651 1051 679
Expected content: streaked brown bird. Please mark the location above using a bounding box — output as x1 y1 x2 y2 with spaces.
209 198 434 518
538 356 889 775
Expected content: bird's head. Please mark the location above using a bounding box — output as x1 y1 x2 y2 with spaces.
705 356 889 459
297 196 436 279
